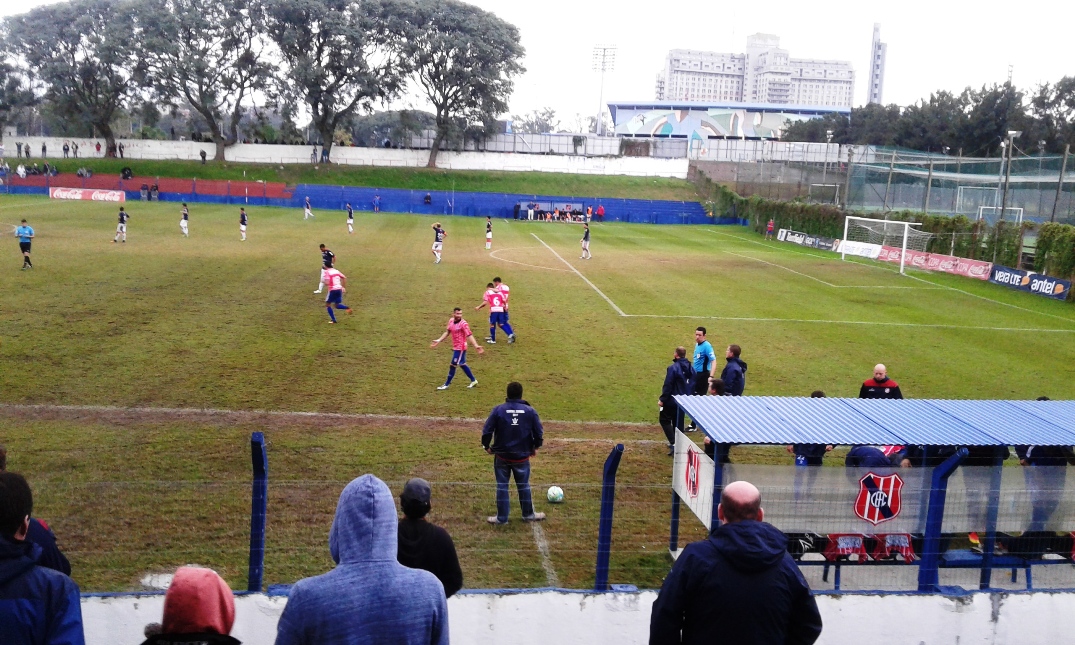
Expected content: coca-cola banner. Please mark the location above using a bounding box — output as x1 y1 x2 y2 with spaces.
49 187 126 203
879 246 992 280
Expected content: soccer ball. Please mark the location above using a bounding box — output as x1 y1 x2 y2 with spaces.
547 486 564 503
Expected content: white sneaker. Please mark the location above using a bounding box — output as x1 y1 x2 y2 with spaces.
486 339 496 344
314 290 322 294
436 385 450 390
467 380 478 388
508 334 516 344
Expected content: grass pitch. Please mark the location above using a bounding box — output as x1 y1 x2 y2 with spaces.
1 194 1074 592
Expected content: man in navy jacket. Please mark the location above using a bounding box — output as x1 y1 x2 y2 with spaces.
482 382 545 525
659 346 695 456
650 481 822 645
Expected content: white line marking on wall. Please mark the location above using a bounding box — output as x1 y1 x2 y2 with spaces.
531 233 627 316
531 523 560 587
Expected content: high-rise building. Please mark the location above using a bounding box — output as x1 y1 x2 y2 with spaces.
656 35 855 107
867 24 887 104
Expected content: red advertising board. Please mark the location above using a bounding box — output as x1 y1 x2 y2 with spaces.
49 187 126 203
879 246 991 280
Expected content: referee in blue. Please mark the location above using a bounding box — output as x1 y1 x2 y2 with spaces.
15 219 34 269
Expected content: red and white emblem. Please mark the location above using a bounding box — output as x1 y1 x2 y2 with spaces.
854 472 903 525
685 446 700 498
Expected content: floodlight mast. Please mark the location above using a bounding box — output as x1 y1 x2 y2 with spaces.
592 45 616 136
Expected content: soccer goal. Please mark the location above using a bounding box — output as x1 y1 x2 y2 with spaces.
842 216 931 274
955 186 998 214
807 184 840 205
977 206 1023 225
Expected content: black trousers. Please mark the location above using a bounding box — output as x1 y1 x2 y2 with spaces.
659 406 678 446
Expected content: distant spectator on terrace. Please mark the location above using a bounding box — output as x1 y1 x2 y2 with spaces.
859 364 902 399
275 475 448 645
95 141 101 156
41 142 46 158
141 567 239 645
118 143 125 159
0 445 72 576
0 471 85 645
596 204 604 221
424 192 432 205
62 141 69 158
16 142 22 158
396 478 463 598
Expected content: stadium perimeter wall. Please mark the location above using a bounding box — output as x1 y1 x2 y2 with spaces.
2 136 690 178
81 589 1075 644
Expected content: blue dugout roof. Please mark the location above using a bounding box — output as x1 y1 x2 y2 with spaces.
672 396 1075 446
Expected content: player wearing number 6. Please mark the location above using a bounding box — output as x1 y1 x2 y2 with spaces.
476 283 515 344
431 308 483 390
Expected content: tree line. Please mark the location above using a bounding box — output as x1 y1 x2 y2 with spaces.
783 80 1075 157
0 0 524 165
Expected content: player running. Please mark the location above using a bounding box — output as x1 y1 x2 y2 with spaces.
765 218 775 240
431 222 446 263
113 207 129 243
431 308 483 389
239 207 248 241
485 217 492 250
180 203 190 237
314 244 335 294
303 196 314 220
15 219 33 269
321 264 352 324
477 282 515 344
346 202 354 234
580 223 591 259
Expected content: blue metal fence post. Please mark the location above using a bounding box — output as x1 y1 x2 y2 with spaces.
917 448 967 592
669 491 681 554
978 461 1005 589
594 443 625 591
248 431 268 592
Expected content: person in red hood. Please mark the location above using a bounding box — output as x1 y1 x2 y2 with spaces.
141 567 239 645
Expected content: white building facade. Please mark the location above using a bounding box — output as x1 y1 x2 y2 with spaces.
656 34 855 108
868 23 887 104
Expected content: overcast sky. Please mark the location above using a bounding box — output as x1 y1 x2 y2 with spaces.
4 0 1072 128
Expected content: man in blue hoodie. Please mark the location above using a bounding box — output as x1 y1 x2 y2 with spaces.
275 475 449 645
650 480 822 645
482 382 545 525
659 346 695 456
720 344 747 396
0 471 85 645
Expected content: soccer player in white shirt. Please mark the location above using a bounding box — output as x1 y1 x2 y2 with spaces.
304 196 314 220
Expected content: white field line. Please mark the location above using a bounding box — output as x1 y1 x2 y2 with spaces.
723 250 940 289
488 247 572 273
901 272 1075 326
531 233 627 316
531 523 560 586
722 249 841 287
621 313 1075 333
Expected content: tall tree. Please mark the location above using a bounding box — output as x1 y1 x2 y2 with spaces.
511 107 558 134
393 0 523 168
960 83 1026 156
4 0 137 153
0 62 34 131
135 0 271 160
264 0 407 160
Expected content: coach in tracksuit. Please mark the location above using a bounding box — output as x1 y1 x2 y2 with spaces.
482 382 545 525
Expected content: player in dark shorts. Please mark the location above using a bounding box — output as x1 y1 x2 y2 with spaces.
15 219 34 269
315 244 335 294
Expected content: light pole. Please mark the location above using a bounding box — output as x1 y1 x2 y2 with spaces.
822 129 834 184
994 130 1020 265
592 45 617 136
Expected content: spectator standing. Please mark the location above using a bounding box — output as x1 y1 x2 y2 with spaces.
527 202 534 220
373 194 381 212
720 344 747 396
0 471 85 645
200 149 207 164
41 142 46 158
596 204 604 221
513 203 520 220
396 478 463 598
482 382 545 525
659 347 695 456
275 475 448 645
765 218 775 240
118 142 125 158
649 481 822 645
62 141 69 158
140 567 239 645
16 142 22 158
72 142 78 158
858 364 902 399
95 141 101 156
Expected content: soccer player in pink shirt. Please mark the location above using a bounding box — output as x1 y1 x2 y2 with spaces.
475 282 515 344
493 276 512 334
430 308 484 389
320 264 352 323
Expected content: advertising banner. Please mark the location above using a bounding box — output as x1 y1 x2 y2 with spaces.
836 240 882 259
990 265 1071 300
776 228 840 251
879 246 992 281
49 187 126 202
672 430 715 530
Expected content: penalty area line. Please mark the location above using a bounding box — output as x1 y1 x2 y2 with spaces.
622 313 1075 333
531 233 627 316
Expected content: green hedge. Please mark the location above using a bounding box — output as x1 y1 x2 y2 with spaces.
1035 222 1075 280
695 175 1038 273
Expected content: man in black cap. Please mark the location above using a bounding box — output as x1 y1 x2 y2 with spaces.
396 478 463 597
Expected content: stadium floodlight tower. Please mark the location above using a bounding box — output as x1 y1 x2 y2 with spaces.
842 216 929 275
592 45 616 136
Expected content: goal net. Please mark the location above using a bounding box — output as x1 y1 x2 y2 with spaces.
955 186 998 214
807 184 840 205
843 216 932 274
977 206 1024 225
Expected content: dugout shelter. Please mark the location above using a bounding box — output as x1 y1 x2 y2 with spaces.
669 396 1075 592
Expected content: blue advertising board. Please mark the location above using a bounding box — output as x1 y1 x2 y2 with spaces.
989 265 1070 300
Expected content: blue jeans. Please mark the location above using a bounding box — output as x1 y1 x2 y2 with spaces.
494 456 534 522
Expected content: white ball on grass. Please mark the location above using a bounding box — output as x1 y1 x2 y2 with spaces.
547 486 564 503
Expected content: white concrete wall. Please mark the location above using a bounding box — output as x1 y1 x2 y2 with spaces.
1 136 689 178
80 589 1075 645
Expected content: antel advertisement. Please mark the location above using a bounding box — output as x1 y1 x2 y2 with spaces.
879 246 992 280
49 187 126 202
990 265 1071 300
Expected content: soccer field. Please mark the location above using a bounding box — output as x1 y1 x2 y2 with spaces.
1 194 1074 592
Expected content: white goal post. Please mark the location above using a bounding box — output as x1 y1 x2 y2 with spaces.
807 184 840 205
956 186 998 214
977 206 1024 225
842 216 931 275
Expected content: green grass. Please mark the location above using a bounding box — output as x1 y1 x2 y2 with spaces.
40 158 700 201
1 194 1074 592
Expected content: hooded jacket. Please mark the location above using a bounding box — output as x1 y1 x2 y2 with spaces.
482 398 543 461
650 520 822 645
0 536 85 645
660 358 695 409
720 357 748 397
141 567 240 645
275 475 448 645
